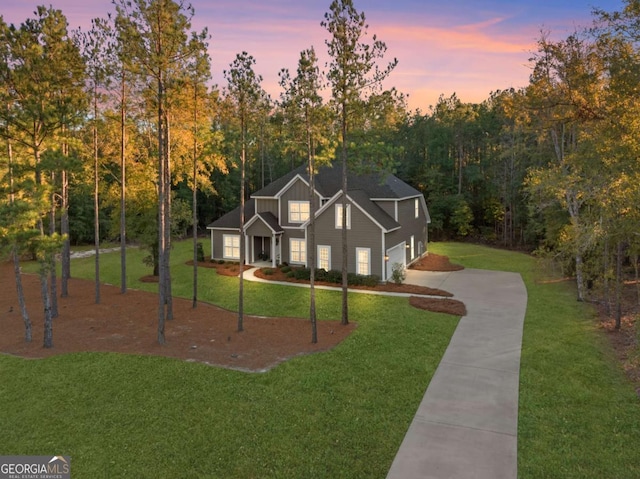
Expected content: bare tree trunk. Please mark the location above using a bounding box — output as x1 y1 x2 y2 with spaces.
575 253 585 302
12 246 32 343
164 113 173 321
615 241 623 330
61 167 70 297
39 261 53 348
238 118 246 332
340 102 349 326
192 85 198 308
633 253 639 307
49 183 58 319
157 75 167 345
120 67 127 294
94 89 101 304
604 237 610 316
308 116 317 344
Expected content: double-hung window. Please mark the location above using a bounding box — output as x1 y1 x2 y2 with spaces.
335 204 351 229
290 238 306 264
223 234 240 260
289 201 310 223
318 245 331 271
356 248 370 276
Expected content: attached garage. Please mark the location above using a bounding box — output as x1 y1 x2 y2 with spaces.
386 242 406 281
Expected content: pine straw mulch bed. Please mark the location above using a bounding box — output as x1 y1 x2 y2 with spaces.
0 252 466 371
245 252 466 316
0 262 355 372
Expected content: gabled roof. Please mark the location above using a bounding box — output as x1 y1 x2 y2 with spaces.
347 190 401 232
209 162 426 231
245 212 284 234
251 162 422 201
207 199 255 229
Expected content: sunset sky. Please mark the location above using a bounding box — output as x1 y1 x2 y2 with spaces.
2 0 627 112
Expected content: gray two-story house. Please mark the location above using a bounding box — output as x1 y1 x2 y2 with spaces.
206 163 430 282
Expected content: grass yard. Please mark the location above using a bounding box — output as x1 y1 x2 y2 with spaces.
1 240 458 478
429 242 640 478
5 240 639 477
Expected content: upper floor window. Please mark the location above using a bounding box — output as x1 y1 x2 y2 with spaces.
415 198 420 218
289 201 310 223
335 204 351 229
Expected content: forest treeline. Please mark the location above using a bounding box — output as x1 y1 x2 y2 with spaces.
2 0 640 345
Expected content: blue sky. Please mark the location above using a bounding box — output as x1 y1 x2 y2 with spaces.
1 0 627 111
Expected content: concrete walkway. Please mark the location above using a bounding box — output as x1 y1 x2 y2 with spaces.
386 268 527 479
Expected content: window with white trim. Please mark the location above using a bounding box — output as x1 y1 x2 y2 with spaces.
356 247 370 276
290 238 306 264
317 245 331 271
335 204 351 229
415 198 420 218
223 234 240 260
288 201 310 223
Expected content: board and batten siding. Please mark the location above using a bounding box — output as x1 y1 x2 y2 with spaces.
385 197 428 263
279 178 321 228
314 198 383 277
255 198 278 218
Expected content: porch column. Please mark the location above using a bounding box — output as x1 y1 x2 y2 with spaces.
271 233 276 267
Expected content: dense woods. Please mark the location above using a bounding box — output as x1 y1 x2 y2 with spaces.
2 0 640 345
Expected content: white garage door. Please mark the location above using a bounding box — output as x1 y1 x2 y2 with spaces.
386 242 406 281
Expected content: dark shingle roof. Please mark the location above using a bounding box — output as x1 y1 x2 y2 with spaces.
347 190 400 232
252 162 421 200
209 162 423 230
207 199 255 229
254 212 284 233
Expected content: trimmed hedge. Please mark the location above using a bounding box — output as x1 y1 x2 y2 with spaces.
287 267 380 286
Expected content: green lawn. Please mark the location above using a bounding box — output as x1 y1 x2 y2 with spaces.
2 241 458 478
4 241 639 477
429 242 640 478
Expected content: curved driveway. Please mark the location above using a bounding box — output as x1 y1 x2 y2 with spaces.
386 268 528 479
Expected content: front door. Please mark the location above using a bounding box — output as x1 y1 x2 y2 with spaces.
252 236 271 262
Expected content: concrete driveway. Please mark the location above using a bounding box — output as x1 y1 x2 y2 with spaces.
386 268 528 479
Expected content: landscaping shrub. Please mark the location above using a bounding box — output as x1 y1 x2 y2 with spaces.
196 242 205 262
280 265 291 274
391 262 406 284
293 268 311 280
262 268 273 276
286 271 295 278
326 269 342 283
315 268 328 281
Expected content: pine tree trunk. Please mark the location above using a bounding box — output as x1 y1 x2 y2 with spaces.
340 102 349 326
308 118 317 344
615 241 623 330
192 89 198 309
164 113 173 321
120 68 127 294
94 90 101 304
13 246 32 343
39 262 53 349
604 238 610 316
238 118 246 333
157 74 166 345
49 194 58 318
61 166 70 297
